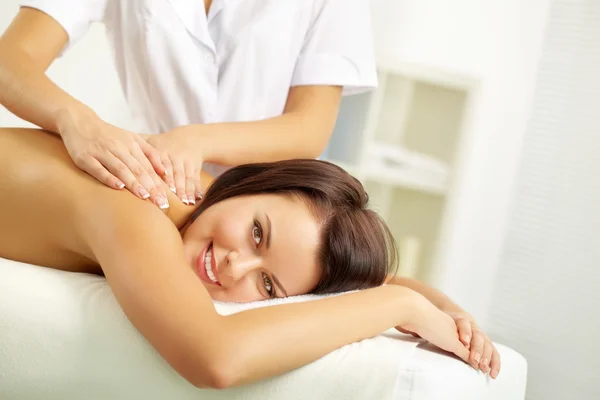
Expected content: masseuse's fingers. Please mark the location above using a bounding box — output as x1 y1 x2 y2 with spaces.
103 154 168 209
129 143 168 195
107 144 167 208
134 134 167 178
160 152 176 193
194 169 203 200
172 157 189 204
184 160 196 205
79 156 125 190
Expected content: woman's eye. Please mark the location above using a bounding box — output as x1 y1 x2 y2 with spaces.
262 272 274 298
252 221 263 246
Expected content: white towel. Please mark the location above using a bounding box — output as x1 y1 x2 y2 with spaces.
0 257 418 400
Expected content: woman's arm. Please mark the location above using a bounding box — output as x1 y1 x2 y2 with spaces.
86 199 467 389
0 7 168 206
385 275 465 313
385 275 502 378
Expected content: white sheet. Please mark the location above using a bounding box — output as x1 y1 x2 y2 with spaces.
393 342 528 399
0 257 419 400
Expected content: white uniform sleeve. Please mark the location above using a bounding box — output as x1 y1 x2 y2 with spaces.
19 0 108 52
291 0 378 96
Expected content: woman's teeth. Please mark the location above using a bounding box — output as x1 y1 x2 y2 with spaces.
205 245 218 283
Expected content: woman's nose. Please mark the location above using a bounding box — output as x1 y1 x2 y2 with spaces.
220 251 263 284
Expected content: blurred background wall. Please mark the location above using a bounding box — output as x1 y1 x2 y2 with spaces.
1 0 599 398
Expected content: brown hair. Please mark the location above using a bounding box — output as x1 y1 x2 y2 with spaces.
190 159 398 294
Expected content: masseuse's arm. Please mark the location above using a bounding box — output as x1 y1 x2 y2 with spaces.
0 7 168 207
176 85 342 163
88 202 469 389
148 86 342 203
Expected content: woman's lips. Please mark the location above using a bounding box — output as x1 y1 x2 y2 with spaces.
196 243 221 286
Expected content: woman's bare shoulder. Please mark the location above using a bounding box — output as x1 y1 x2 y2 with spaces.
0 128 160 268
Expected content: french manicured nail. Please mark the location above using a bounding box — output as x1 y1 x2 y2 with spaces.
116 182 125 189
170 187 176 193
474 353 481 363
156 196 169 209
196 192 204 200
481 358 489 367
181 196 189 205
189 198 195 205
139 188 150 199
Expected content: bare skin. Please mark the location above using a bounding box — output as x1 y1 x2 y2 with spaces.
0 128 476 388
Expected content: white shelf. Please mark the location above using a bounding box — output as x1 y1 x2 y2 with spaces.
328 142 449 196
363 161 448 195
376 60 479 91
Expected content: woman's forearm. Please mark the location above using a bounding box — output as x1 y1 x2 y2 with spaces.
386 275 464 313
217 285 418 387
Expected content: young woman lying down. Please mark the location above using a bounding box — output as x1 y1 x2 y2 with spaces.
0 128 500 388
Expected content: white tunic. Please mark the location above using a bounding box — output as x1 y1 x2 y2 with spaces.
21 0 378 173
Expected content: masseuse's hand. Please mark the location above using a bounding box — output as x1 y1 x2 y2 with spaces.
143 130 205 205
57 113 169 208
445 310 501 378
397 296 470 366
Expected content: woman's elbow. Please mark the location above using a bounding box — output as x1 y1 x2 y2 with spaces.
180 350 239 389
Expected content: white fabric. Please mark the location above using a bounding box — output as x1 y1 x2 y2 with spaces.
393 342 528 400
19 0 378 176
0 257 418 400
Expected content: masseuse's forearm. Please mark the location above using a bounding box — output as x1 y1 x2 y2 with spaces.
179 112 334 165
386 275 465 313
219 285 418 387
0 44 96 134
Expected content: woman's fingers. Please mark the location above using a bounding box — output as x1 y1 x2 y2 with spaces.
454 339 471 364
455 317 472 347
469 329 485 370
479 339 494 374
489 346 502 379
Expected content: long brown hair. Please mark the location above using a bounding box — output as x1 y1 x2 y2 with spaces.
190 159 398 294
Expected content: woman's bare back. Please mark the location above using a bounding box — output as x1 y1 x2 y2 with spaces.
0 128 200 273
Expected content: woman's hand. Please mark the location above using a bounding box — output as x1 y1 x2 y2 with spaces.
446 311 502 379
143 130 205 205
57 111 169 208
397 296 470 365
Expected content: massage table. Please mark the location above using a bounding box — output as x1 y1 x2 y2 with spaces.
0 257 527 399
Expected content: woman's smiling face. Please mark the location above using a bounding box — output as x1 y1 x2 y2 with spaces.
182 193 323 302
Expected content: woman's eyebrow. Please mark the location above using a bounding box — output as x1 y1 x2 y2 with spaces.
263 213 287 297
265 213 272 249
271 274 288 298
